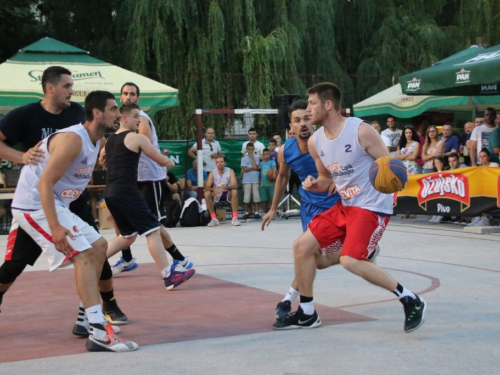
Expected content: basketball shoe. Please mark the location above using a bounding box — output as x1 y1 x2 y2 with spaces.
86 322 138 352
112 257 139 275
273 306 321 330
73 306 121 337
103 300 128 325
164 268 195 290
401 295 426 333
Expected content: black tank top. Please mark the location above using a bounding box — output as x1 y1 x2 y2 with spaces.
104 130 141 197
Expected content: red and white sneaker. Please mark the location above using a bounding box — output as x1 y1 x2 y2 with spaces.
86 322 138 352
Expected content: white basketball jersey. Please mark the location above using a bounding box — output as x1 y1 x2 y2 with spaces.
12 124 100 210
137 110 167 182
212 167 231 187
313 117 393 214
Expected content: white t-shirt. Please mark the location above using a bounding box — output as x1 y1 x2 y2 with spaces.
242 140 265 157
381 128 402 156
470 124 497 159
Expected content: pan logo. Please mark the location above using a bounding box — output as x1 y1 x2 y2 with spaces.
480 84 498 93
406 77 421 91
455 68 470 84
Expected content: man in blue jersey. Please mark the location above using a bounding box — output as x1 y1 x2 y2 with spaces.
261 100 344 323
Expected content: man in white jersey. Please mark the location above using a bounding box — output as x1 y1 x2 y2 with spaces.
110 83 194 276
274 83 425 333
204 155 241 226
10 91 138 352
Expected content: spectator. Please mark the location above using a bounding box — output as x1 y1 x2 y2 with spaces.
474 117 484 127
413 117 428 173
166 170 181 204
185 158 208 200
241 143 261 218
478 148 499 167
242 127 265 158
440 123 460 156
272 132 283 149
188 127 222 173
204 155 240 227
259 148 277 213
396 125 420 175
496 113 500 126
381 116 402 156
461 121 474 166
470 108 498 166
428 155 447 223
371 121 381 133
444 153 467 224
268 139 278 162
447 152 467 169
422 125 445 173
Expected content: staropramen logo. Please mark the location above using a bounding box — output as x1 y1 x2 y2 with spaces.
406 77 421 92
28 70 105 82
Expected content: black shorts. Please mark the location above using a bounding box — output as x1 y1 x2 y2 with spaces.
137 180 168 220
6 190 98 266
105 191 160 237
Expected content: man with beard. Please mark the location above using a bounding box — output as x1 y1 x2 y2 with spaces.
470 108 498 166
0 66 127 335
274 83 425 333
10 91 138 352
261 100 342 323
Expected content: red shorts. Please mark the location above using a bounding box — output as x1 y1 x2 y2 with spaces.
308 202 390 261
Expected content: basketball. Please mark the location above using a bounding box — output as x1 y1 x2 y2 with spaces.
369 156 408 194
266 169 277 182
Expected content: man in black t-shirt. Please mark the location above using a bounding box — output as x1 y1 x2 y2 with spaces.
0 66 127 336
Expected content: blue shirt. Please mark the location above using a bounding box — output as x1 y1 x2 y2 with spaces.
187 168 207 186
241 155 260 183
441 134 460 153
283 138 340 208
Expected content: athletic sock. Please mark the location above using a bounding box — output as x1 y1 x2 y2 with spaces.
299 295 314 315
283 287 300 303
161 267 171 279
85 304 105 324
392 283 416 300
100 290 115 304
121 248 133 262
232 212 238 219
166 244 184 261
211 212 217 219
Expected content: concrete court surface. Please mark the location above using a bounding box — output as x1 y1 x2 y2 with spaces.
0 214 499 375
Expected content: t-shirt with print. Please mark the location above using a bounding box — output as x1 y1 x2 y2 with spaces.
471 124 497 160
259 159 276 187
381 128 402 156
241 155 260 183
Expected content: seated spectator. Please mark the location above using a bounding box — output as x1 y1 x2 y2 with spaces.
460 121 474 165
447 152 467 169
241 143 261 218
185 159 208 200
422 125 445 173
259 148 277 213
166 170 181 204
478 148 499 167
204 155 241 227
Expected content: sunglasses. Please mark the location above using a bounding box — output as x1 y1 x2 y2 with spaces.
209 144 213 151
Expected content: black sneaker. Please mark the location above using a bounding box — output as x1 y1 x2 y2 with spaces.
275 300 292 321
401 295 426 333
272 307 321 330
103 301 128 325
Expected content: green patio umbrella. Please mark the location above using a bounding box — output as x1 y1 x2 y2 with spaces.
0 37 179 116
399 44 500 96
352 83 500 118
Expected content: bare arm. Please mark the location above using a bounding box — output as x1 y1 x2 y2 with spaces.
302 136 336 193
129 133 175 168
228 169 238 190
470 140 478 166
39 133 80 254
0 130 45 165
187 144 198 160
138 116 153 142
205 171 214 192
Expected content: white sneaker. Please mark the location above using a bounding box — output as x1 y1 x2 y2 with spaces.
428 216 436 222
86 322 138 352
467 216 481 226
207 218 220 227
72 306 121 337
112 257 139 275
431 215 443 223
473 216 490 227
231 217 241 226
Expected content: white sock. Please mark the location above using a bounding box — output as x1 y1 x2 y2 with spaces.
393 284 416 300
161 266 171 279
283 287 299 303
300 301 315 315
85 304 105 324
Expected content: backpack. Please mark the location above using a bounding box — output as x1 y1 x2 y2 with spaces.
180 198 201 227
162 199 181 228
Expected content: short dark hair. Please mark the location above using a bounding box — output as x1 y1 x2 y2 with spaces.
387 116 396 122
248 127 257 133
272 132 281 137
268 139 277 146
120 102 140 115
262 148 270 153
448 152 459 160
85 91 116 121
307 82 342 111
485 107 497 115
246 142 255 149
41 66 72 94
120 82 140 97
480 148 491 157
288 99 307 119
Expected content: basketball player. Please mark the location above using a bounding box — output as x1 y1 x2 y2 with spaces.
261 100 379 323
10 91 137 352
274 83 425 333
0 66 127 335
109 82 194 275
104 103 195 290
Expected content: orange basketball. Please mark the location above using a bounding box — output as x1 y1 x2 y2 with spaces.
369 156 408 194
266 169 277 182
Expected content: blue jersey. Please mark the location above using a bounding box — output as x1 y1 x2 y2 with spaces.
283 137 339 209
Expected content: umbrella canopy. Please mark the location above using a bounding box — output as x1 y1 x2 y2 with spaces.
399 44 500 96
0 37 179 116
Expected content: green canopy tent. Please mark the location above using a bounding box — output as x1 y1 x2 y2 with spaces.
353 83 500 118
0 37 179 116
399 44 500 96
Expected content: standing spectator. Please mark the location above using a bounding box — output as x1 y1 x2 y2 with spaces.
470 108 498 166
268 139 278 162
370 121 381 133
422 125 444 173
188 127 222 173
413 117 428 174
428 155 448 223
272 132 283 149
242 127 265 157
241 143 261 218
259 148 277 213
460 121 474 165
381 116 402 156
496 113 500 126
185 158 208 199
474 117 484 127
396 126 420 175
440 123 460 156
